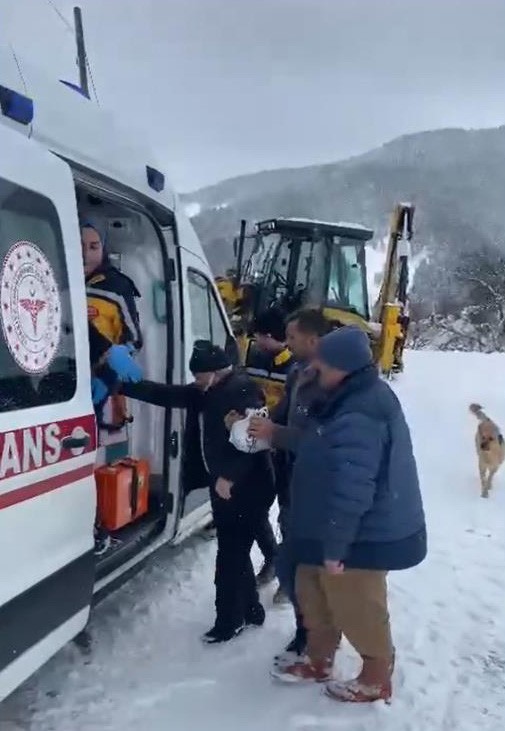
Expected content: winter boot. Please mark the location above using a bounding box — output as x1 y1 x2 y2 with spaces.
271 657 333 683
94 527 111 556
325 655 394 703
201 623 245 645
273 625 307 669
201 521 217 540
256 559 276 587
272 585 290 605
73 628 92 655
245 602 266 628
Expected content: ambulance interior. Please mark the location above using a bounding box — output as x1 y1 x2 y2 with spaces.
76 185 175 574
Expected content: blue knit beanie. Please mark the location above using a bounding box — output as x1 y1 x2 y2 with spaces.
317 326 373 373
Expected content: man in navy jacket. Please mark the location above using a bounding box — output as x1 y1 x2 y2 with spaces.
273 326 426 703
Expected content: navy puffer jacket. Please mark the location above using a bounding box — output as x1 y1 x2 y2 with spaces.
288 364 427 571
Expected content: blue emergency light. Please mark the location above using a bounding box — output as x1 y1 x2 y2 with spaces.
0 85 34 125
146 165 165 192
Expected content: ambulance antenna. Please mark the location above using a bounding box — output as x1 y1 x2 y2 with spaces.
74 6 89 99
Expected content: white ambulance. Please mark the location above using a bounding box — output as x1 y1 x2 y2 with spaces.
0 46 234 701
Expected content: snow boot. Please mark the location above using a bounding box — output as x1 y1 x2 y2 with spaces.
325 656 393 703
94 529 111 556
201 623 245 645
256 559 276 587
201 520 217 540
73 628 92 656
272 585 290 605
271 657 333 683
273 626 307 669
245 602 266 628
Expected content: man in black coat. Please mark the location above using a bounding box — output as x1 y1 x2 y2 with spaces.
124 340 275 643
246 308 295 586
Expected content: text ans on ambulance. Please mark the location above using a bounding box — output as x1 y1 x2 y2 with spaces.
0 415 97 482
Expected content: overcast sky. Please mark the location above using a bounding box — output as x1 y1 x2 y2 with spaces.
2 0 505 191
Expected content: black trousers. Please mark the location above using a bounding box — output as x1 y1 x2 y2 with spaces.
254 512 278 563
254 449 291 559
214 512 262 631
272 449 291 511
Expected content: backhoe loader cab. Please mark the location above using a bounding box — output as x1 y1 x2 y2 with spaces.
244 218 374 320
217 205 413 380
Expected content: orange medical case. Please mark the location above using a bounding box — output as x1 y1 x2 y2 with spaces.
95 458 150 531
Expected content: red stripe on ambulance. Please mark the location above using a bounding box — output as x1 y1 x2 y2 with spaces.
0 463 95 510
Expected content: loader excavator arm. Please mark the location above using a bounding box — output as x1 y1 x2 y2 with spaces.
373 203 415 377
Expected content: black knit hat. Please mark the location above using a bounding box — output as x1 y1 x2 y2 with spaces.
253 307 286 343
189 340 231 374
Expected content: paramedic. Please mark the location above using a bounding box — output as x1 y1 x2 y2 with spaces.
82 218 143 555
83 219 143 407
82 219 143 351
246 308 294 587
123 340 276 644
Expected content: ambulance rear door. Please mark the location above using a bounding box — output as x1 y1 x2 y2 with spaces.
0 122 97 701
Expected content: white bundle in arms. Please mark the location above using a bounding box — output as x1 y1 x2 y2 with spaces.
229 407 270 453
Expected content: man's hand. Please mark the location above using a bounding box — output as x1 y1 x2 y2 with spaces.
215 477 233 500
324 560 344 576
248 416 275 442
224 410 243 431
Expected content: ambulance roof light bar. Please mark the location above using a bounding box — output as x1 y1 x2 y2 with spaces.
0 85 34 126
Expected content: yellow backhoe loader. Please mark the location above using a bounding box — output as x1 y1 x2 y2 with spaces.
216 204 414 395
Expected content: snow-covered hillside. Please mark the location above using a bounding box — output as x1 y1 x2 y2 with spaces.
2 351 504 731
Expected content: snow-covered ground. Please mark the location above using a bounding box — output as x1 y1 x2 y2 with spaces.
2 350 505 731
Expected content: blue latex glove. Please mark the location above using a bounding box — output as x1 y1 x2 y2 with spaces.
106 344 143 383
91 377 109 405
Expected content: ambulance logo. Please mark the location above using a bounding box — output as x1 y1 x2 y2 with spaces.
0 241 62 374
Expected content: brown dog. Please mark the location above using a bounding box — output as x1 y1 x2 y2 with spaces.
469 404 505 498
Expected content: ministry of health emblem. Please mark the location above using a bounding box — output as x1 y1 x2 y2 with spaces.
1 241 62 374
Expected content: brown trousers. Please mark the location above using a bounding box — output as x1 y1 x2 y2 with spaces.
295 564 394 665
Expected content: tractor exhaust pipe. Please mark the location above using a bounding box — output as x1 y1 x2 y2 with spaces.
235 219 247 283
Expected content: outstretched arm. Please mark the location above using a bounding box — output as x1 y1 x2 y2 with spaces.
122 380 202 410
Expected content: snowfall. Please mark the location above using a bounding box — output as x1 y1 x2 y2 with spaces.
1 350 504 731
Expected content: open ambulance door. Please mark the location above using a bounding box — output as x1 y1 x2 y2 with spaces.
0 123 97 701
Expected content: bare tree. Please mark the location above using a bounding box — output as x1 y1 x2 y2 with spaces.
455 242 505 346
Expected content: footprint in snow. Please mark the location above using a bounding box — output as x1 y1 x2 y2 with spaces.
289 714 369 730
133 678 217 709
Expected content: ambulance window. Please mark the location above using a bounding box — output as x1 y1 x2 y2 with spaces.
0 179 76 413
187 269 228 349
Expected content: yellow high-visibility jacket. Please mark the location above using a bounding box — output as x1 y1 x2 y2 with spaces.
245 345 294 411
86 264 142 349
